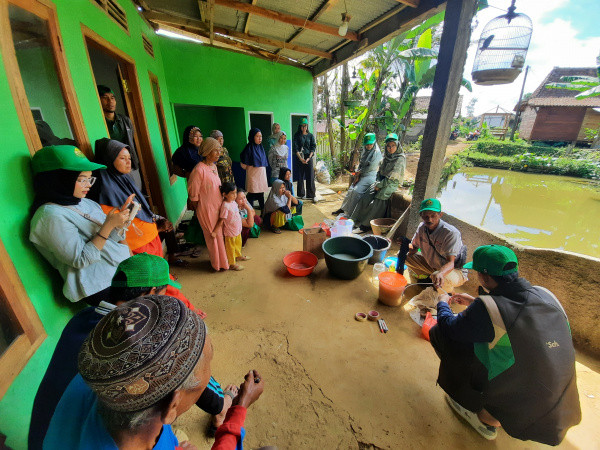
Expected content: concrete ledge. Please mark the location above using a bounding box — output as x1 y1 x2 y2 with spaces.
443 214 600 358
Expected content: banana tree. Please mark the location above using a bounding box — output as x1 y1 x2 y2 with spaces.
546 68 600 148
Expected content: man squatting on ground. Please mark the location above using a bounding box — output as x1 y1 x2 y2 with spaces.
43 295 264 450
398 198 468 294
430 244 581 444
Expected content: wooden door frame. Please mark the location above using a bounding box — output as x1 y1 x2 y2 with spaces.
148 71 176 185
0 0 90 156
81 24 167 216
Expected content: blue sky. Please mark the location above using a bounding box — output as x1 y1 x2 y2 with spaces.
543 0 598 39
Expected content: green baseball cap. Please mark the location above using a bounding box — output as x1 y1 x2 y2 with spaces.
300 118 309 125
363 133 376 145
463 245 519 276
419 198 441 213
32 145 106 175
111 253 181 289
385 133 398 142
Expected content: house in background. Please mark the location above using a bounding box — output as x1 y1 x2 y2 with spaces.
405 95 463 142
479 106 515 139
517 67 600 143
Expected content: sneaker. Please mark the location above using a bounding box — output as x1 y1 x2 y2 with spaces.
446 396 497 440
312 198 318 204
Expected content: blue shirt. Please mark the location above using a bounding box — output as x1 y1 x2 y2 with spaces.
436 299 494 343
43 374 179 450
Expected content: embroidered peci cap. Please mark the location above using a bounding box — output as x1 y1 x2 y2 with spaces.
31 145 106 175
419 198 441 213
463 245 519 276
111 253 181 290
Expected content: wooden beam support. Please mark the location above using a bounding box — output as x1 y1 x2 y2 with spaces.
214 0 359 41
243 0 257 34
208 0 215 44
405 0 477 236
145 11 332 59
394 0 421 7
311 0 445 76
198 0 207 22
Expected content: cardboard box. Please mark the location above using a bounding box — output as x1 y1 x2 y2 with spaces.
303 227 327 259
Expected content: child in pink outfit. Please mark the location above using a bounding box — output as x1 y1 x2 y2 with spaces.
213 182 250 271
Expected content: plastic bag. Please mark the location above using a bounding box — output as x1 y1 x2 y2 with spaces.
315 160 331 184
421 312 437 341
285 215 305 231
249 223 261 238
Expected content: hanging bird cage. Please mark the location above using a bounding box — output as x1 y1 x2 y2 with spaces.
471 1 532 86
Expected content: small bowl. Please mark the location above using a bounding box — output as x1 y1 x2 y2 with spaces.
283 251 318 276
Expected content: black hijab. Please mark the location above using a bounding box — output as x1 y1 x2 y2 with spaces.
90 138 154 222
278 167 293 192
172 125 203 173
32 169 81 212
240 128 268 167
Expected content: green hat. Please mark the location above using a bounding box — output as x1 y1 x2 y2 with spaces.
419 198 441 213
463 245 518 276
363 133 376 145
385 133 398 142
300 118 309 125
97 85 113 96
31 145 106 175
111 253 181 289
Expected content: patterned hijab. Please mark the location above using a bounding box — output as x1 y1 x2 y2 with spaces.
379 139 406 181
263 179 288 214
78 295 206 412
240 128 268 167
200 137 221 157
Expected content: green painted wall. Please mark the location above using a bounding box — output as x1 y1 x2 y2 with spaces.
0 2 312 448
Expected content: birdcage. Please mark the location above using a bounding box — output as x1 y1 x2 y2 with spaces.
471 1 532 86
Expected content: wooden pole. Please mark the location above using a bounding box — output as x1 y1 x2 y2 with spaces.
510 65 530 141
401 0 478 237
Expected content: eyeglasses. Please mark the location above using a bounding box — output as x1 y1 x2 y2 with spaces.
76 176 96 186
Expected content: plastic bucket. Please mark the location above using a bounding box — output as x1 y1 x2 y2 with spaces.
322 236 373 280
370 218 396 236
378 272 408 306
362 235 391 264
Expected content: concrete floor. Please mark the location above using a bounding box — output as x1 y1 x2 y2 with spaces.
172 190 600 450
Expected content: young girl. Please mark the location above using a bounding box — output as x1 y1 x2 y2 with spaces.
278 167 302 215
263 179 292 234
213 182 250 270
236 188 262 247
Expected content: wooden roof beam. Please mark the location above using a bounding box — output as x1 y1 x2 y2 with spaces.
208 0 215 44
395 0 421 7
243 0 258 34
145 11 332 59
214 0 359 41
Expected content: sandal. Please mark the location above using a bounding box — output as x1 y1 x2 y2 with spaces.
237 255 251 261
169 258 190 267
271 228 282 234
446 396 497 440
229 264 244 271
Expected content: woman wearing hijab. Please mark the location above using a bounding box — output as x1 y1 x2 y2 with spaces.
268 131 288 184
278 167 302 215
263 179 293 234
211 130 235 185
240 128 268 211
90 138 172 256
29 145 131 305
188 138 229 271
266 122 281 151
293 118 317 202
172 125 203 177
350 133 406 232
332 133 382 217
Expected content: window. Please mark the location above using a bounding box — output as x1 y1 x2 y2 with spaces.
91 0 128 33
0 237 45 399
0 0 89 155
149 72 175 183
142 33 154 58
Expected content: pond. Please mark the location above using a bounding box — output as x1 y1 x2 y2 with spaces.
439 167 600 259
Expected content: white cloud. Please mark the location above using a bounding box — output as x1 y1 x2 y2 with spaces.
461 0 600 116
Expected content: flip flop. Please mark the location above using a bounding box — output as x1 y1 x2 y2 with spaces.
446 396 497 440
272 228 282 234
169 258 189 267
229 265 244 271
237 255 251 261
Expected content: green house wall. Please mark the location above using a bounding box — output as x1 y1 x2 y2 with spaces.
0 1 313 448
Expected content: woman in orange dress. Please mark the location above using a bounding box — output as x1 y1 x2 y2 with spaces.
188 137 229 271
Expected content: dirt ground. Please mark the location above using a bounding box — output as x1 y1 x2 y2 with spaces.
171 187 600 449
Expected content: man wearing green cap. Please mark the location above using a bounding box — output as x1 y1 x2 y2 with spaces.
332 132 382 216
428 245 580 444
29 253 222 450
97 85 142 188
403 198 467 293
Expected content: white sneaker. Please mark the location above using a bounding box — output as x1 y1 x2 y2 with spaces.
446 396 497 440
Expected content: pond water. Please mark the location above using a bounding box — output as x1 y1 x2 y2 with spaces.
439 167 600 258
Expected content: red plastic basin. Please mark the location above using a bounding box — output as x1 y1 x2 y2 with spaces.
283 251 318 276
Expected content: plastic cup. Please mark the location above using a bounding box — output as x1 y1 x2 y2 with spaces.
372 262 386 286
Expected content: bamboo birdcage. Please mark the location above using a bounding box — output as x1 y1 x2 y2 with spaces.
471 1 532 86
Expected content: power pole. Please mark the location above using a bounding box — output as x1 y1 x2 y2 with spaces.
510 65 530 141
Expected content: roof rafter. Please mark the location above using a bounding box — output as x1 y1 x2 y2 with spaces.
145 10 332 59
394 0 421 7
243 0 258 34
214 0 360 41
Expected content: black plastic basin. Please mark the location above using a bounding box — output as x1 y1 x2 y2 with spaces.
322 236 374 280
362 235 391 264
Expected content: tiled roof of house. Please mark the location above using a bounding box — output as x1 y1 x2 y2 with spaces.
524 67 600 107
